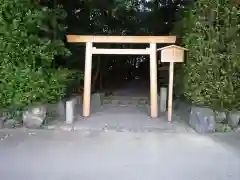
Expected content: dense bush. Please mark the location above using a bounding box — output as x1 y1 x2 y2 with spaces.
0 0 70 67
0 0 75 115
174 0 240 112
0 66 72 110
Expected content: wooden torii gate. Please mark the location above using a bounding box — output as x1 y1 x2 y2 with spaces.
67 35 177 118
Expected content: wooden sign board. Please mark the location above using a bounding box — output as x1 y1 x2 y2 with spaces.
157 45 188 63
157 45 188 122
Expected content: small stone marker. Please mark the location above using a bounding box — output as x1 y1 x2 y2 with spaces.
160 87 167 112
66 98 76 124
90 93 102 113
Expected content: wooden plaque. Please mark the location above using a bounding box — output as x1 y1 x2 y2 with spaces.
157 45 187 63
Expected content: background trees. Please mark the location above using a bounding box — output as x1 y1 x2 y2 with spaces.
62 0 186 91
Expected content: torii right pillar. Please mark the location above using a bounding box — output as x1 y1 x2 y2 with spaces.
158 45 188 122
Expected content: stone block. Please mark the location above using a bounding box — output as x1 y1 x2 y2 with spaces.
228 111 240 128
46 100 66 122
91 93 102 113
66 98 76 124
189 106 216 133
23 105 46 129
159 87 167 112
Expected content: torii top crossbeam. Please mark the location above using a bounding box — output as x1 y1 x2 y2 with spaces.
67 35 177 44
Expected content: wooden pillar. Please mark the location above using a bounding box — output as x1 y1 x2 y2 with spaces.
168 62 174 121
83 42 93 117
149 43 158 118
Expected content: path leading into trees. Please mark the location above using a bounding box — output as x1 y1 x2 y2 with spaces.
0 129 240 180
112 78 150 97
72 78 181 133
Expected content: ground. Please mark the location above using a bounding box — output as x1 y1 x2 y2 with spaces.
1 79 240 180
49 104 194 133
49 79 193 133
1 129 240 180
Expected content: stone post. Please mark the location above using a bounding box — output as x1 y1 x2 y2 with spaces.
160 87 167 112
66 98 76 124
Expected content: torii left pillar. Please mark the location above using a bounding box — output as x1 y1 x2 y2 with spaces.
83 42 93 117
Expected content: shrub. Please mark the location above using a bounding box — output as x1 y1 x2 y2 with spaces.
0 0 77 117
0 0 70 68
0 66 72 110
174 0 240 112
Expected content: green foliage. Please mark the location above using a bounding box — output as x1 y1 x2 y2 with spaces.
0 0 73 113
0 65 74 112
174 0 240 111
0 0 70 68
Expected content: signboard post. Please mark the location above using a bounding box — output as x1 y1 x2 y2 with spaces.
158 45 188 122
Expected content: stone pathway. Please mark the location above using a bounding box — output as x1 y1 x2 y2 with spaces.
47 104 194 133
0 129 240 180
46 79 193 133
